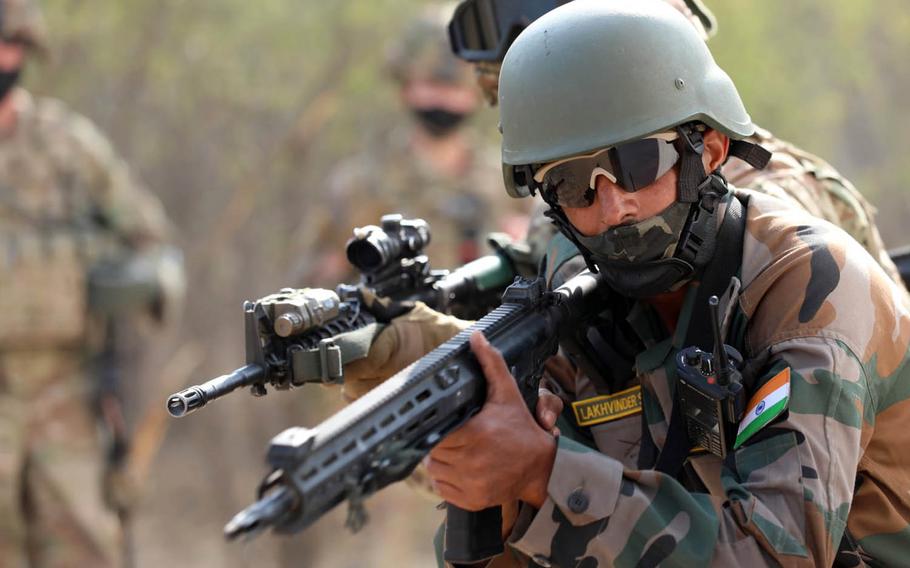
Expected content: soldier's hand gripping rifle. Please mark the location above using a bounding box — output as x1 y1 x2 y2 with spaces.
166 214 519 418
221 272 609 561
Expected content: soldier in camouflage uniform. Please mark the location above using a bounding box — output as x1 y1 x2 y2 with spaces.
0 1 184 565
447 0 906 288
310 5 529 286
342 0 907 434
421 1 910 566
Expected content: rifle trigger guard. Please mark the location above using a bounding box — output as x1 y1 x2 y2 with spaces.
318 338 343 384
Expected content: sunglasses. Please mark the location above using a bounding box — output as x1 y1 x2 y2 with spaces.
532 133 681 207
448 0 572 62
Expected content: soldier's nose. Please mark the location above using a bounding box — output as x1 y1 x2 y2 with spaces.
594 175 638 229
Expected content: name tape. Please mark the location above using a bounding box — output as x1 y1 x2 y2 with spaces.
572 386 643 427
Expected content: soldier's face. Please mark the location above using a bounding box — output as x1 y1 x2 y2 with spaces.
562 168 679 237
0 41 24 72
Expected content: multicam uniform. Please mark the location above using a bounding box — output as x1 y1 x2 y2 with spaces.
726 126 903 287
314 129 528 283
0 90 177 567
502 188 910 567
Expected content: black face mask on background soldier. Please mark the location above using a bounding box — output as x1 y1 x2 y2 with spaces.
0 65 21 101
412 108 467 138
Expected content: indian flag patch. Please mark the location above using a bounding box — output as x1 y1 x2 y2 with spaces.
733 367 790 449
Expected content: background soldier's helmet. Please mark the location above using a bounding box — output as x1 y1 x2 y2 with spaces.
449 0 718 105
386 4 473 86
0 0 49 55
499 0 753 197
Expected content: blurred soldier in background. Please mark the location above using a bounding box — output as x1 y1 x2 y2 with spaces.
448 0 906 288
310 4 530 286
0 0 184 565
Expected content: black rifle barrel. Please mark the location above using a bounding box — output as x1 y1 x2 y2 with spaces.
166 363 265 417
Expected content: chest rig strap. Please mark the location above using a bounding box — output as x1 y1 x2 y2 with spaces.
639 191 749 476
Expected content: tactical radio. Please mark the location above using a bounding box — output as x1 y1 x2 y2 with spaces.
676 296 746 459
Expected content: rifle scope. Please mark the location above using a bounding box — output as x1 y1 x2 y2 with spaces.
345 214 430 273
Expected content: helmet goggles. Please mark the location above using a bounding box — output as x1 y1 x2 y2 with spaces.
448 0 572 62
533 132 680 207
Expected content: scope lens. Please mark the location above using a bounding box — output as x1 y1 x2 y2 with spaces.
346 235 395 273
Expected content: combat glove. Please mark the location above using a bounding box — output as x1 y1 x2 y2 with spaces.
342 291 472 401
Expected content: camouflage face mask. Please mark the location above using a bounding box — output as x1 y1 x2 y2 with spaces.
572 200 692 264
568 200 696 298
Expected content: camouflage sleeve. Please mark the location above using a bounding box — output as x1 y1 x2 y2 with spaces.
63 105 174 247
53 101 185 316
505 336 881 567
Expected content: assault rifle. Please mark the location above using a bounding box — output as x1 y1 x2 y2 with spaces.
221 271 609 563
166 214 520 418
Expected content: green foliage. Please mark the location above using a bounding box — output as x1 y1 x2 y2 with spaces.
711 0 910 230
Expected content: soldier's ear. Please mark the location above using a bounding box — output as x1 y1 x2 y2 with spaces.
701 129 729 173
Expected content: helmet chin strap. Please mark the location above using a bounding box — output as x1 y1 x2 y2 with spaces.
676 123 708 203
675 122 772 204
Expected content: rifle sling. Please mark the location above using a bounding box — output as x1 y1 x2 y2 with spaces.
291 322 383 384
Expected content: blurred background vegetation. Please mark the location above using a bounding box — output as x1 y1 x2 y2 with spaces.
27 0 910 566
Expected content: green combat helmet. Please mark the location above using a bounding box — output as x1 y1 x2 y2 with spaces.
500 0 753 198
499 0 770 297
448 0 717 105
0 0 48 55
